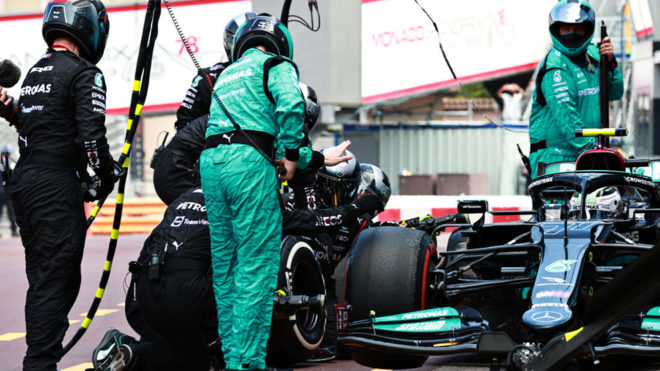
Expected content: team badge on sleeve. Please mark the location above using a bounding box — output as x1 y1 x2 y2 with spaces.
95 73 104 88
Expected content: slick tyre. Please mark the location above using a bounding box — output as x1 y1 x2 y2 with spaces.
345 227 436 369
267 236 326 366
346 226 437 319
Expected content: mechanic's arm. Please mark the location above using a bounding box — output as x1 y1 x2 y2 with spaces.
269 62 304 180
282 195 382 235
73 68 116 198
173 70 215 131
290 141 354 170
540 68 593 153
0 87 18 128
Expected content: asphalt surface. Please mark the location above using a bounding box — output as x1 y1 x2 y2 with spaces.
0 233 491 371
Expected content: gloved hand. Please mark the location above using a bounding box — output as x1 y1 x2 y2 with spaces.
0 87 16 121
80 174 101 202
96 167 119 200
351 194 383 216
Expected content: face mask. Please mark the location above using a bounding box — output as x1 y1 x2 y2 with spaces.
559 32 585 47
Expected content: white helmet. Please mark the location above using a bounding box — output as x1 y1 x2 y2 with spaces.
571 187 624 219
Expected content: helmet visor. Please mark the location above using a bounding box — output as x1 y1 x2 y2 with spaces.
318 173 359 207
550 2 595 26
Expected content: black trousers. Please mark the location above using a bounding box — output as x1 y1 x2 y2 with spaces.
10 167 86 371
0 184 17 233
134 267 217 371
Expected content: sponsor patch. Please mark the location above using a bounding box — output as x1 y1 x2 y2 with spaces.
192 75 202 88
175 201 207 212
535 290 571 299
21 84 51 96
95 73 104 88
553 70 562 83
30 65 53 74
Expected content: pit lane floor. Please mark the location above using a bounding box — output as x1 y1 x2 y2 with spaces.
0 234 493 370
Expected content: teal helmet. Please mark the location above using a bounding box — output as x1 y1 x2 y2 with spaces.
549 0 595 57
42 0 109 64
231 15 293 62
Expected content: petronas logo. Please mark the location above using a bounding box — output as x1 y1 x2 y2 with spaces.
545 260 577 273
95 73 104 88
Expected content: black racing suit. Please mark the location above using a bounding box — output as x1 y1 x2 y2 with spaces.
126 187 216 371
173 62 227 131
152 115 208 205
4 49 115 371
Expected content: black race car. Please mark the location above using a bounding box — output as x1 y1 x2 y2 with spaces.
337 149 660 370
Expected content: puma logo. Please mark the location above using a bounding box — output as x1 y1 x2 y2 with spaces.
223 133 234 143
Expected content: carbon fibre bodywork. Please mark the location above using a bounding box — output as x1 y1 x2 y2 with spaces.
339 170 660 369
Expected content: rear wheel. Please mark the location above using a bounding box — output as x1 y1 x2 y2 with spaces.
267 236 326 366
345 226 436 368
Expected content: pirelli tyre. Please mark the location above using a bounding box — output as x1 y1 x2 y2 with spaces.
267 235 326 366
345 226 437 369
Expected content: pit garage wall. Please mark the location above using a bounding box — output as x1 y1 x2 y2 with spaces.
343 124 530 195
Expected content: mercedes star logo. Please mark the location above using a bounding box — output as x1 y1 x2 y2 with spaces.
531 310 564 323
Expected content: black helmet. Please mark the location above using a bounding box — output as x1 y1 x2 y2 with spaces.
299 82 321 132
317 148 360 207
358 163 391 210
223 12 257 60
231 15 293 62
548 0 595 57
42 0 109 64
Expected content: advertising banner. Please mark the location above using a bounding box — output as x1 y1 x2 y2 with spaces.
0 0 250 115
362 0 556 104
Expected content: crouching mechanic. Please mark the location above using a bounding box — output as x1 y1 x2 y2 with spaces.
90 184 382 370
0 1 118 369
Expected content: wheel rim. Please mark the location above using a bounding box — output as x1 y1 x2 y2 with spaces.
292 255 325 334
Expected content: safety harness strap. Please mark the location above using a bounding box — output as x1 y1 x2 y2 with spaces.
263 56 299 105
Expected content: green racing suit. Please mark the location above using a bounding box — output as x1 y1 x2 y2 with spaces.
529 44 623 178
199 48 304 370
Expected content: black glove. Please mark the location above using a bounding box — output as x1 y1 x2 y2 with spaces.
96 167 119 200
0 96 16 121
352 194 383 216
80 174 101 202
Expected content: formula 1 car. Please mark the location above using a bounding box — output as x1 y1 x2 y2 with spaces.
337 135 660 369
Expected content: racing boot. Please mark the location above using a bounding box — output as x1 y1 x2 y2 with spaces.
92 329 136 371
